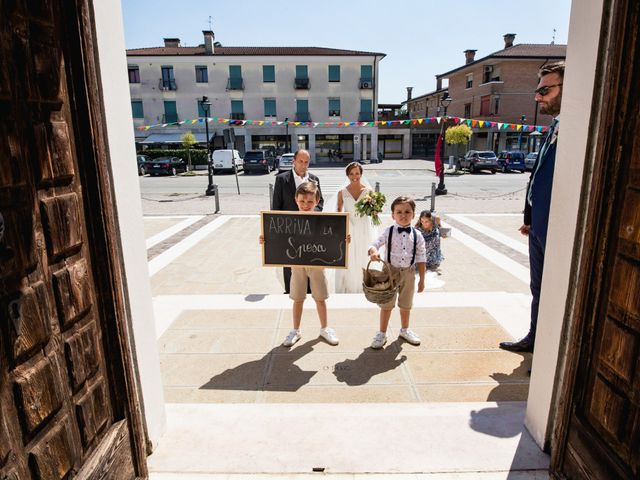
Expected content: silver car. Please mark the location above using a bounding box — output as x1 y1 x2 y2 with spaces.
525 152 538 171
460 150 498 174
277 153 294 173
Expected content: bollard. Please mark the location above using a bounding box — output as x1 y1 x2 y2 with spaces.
213 184 220 213
430 182 436 212
269 183 274 209
375 181 380 193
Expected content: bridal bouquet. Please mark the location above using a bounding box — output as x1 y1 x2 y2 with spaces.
354 191 386 226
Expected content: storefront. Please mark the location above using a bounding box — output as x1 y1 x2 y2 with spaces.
314 134 354 164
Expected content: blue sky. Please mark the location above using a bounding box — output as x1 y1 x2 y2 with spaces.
122 0 572 103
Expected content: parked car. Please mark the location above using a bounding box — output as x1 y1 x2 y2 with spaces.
137 154 150 176
212 149 243 173
460 150 498 174
243 149 277 174
147 156 187 176
277 153 294 173
525 152 538 171
497 151 526 173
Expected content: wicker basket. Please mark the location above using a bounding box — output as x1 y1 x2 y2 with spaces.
362 260 397 305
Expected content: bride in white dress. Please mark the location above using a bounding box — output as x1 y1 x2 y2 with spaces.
334 162 379 293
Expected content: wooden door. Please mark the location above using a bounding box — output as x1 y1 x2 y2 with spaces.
551 0 640 478
0 1 147 478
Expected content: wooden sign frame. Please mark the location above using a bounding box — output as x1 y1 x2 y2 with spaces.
261 211 349 268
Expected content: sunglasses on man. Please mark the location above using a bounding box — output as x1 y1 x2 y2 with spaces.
535 84 563 96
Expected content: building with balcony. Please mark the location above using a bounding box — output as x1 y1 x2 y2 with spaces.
405 34 566 157
127 30 385 163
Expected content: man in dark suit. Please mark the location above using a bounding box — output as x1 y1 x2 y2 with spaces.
500 62 564 354
272 149 324 293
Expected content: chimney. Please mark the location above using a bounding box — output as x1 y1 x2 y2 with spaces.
503 33 516 49
164 38 180 48
203 30 215 54
464 49 477 64
406 87 413 102
436 77 442 91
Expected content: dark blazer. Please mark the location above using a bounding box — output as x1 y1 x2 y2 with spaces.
272 170 324 211
524 128 558 247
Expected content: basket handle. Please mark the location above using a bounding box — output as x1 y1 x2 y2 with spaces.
365 260 395 289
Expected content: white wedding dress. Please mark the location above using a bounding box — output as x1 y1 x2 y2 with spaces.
335 187 378 293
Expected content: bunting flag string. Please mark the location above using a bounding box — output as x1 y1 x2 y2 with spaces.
137 115 550 133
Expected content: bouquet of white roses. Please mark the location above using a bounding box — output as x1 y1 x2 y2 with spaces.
354 191 386 226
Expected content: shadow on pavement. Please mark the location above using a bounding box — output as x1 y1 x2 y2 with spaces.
333 339 407 386
199 338 320 392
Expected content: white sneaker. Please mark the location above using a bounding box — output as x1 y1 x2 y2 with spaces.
371 331 388 349
319 327 339 345
282 329 301 347
399 328 421 345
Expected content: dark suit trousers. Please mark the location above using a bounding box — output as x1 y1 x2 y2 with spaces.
528 228 545 339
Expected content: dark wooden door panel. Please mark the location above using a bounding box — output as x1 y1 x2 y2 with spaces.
551 0 640 478
1 1 144 478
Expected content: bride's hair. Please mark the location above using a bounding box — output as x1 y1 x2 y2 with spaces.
345 162 363 176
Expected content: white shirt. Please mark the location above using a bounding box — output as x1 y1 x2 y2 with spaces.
293 169 309 189
369 224 426 268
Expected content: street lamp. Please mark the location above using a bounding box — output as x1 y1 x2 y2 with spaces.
284 117 290 153
201 96 215 196
518 115 526 151
435 94 452 195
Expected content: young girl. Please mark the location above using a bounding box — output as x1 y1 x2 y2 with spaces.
415 211 444 271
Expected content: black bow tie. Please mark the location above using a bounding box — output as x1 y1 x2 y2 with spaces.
397 227 411 234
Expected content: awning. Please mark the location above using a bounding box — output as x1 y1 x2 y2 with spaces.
139 132 209 144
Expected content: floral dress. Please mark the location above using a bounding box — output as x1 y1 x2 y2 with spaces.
417 225 444 269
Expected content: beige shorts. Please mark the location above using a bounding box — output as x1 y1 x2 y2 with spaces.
380 266 416 310
289 267 329 302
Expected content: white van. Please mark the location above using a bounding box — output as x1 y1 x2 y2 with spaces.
211 149 243 172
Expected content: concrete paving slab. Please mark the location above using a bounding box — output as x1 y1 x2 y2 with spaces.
146 402 549 475
405 351 531 384
160 328 276 354
458 215 528 247
262 385 418 403
415 383 529 403
170 309 282 330
150 473 549 479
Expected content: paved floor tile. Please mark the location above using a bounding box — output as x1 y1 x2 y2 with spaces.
170 309 281 330
160 328 276 354
144 217 186 239
263 385 417 403
416 383 529 402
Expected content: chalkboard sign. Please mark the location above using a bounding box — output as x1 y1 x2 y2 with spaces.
261 211 349 268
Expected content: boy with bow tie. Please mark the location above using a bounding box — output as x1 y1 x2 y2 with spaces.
367 196 426 349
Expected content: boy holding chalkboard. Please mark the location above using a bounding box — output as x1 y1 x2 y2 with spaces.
367 196 426 349
260 181 342 347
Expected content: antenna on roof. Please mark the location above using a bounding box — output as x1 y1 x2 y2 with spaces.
551 28 556 45
208 16 213 31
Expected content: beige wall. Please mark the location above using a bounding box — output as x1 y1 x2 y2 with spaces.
525 0 604 449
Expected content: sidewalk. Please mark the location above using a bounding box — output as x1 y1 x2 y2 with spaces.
142 211 546 477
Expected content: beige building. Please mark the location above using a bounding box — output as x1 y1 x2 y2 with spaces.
127 31 386 163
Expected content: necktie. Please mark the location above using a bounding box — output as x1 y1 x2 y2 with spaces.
528 119 558 206
398 227 411 234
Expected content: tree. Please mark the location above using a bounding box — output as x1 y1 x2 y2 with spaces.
445 124 472 145
181 131 197 172
444 124 473 170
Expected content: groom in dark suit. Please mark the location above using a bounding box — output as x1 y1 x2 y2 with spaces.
272 149 324 293
500 62 564 354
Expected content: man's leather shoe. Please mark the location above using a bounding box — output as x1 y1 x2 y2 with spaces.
499 337 534 353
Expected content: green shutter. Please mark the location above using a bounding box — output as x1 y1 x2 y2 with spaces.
131 101 144 118
164 101 177 123
296 99 309 113
231 100 244 114
263 65 275 82
360 65 373 81
328 65 340 82
264 99 276 117
329 99 340 116
295 65 308 79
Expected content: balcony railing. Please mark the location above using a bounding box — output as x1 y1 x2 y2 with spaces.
159 79 177 91
294 77 310 89
359 111 374 122
359 78 374 89
295 112 311 122
329 110 340 117
227 78 244 90
230 113 245 120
